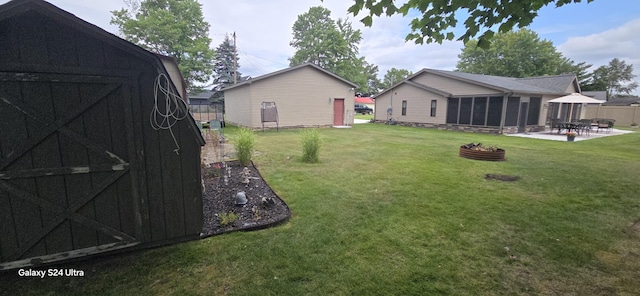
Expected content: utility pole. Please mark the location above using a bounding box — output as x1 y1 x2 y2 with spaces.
233 32 237 84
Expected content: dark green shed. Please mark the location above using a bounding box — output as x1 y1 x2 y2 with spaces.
0 0 205 270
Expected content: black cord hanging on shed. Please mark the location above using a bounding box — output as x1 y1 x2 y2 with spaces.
261 102 279 131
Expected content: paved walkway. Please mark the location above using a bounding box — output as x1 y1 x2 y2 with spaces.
506 128 635 141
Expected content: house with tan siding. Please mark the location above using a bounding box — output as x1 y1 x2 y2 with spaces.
374 69 581 134
222 63 358 129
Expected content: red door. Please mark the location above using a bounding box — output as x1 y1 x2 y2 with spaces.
333 99 344 126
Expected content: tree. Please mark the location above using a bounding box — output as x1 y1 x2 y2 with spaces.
211 34 244 102
382 68 413 88
585 58 638 99
361 61 383 96
456 29 570 78
289 6 378 94
346 0 594 48
289 6 349 69
111 0 215 92
558 58 593 88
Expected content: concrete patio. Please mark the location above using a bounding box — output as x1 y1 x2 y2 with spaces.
506 128 635 141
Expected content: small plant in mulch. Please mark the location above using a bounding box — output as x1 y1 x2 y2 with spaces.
234 127 255 166
218 211 239 226
202 162 222 178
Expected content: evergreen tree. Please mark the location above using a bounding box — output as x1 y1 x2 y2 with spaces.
212 34 243 102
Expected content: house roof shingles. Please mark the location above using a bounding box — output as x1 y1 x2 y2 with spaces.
375 68 579 98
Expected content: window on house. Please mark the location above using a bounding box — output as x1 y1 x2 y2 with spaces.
430 100 437 117
472 97 487 125
527 97 541 125
446 98 459 123
458 97 472 124
505 97 521 126
486 96 503 126
402 100 407 116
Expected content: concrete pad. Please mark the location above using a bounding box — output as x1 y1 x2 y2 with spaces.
506 128 634 141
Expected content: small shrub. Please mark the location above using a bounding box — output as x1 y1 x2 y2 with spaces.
202 162 222 178
219 212 239 226
301 128 321 163
234 127 255 166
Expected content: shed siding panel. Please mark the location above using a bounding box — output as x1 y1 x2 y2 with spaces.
411 73 498 96
179 121 204 235
224 86 252 127
0 82 42 260
0 17 20 63
0 1 204 267
76 31 106 69
45 17 78 67
17 11 49 65
159 128 186 239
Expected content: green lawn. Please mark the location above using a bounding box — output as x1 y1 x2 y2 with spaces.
4 124 640 295
354 113 374 120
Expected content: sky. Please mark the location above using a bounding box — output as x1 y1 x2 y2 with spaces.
2 0 639 93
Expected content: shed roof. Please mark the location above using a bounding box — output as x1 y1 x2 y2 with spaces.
222 63 359 91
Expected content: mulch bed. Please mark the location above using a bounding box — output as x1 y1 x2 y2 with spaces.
201 160 291 237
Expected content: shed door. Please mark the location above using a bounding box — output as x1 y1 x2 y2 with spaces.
0 72 142 267
333 99 344 126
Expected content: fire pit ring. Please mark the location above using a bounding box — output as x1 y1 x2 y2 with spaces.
459 143 506 161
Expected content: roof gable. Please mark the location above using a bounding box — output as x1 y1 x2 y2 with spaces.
0 0 159 65
374 68 579 98
222 63 358 91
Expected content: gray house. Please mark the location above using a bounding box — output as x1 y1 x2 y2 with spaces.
223 63 358 129
374 69 581 134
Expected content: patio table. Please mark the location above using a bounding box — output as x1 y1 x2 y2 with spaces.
560 122 582 135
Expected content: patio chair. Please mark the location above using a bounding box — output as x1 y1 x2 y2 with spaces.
550 119 562 134
596 119 614 133
579 119 592 136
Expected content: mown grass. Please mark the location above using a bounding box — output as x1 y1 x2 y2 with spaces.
2 124 640 295
354 113 374 120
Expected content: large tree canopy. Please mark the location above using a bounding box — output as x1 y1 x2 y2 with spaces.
346 0 594 47
289 6 379 95
456 29 575 78
382 68 413 89
111 0 215 92
583 58 638 99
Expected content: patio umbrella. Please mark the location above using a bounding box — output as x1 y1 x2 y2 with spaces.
547 93 603 121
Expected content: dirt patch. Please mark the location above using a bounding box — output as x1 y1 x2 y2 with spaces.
485 174 520 182
201 160 290 237
630 220 640 237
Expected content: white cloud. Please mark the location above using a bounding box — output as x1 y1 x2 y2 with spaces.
558 18 640 94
